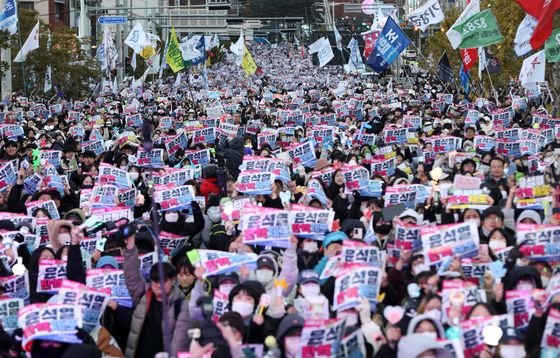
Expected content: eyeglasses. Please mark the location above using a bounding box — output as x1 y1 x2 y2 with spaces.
484 216 503 222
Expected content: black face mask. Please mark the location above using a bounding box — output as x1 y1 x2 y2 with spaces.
82 184 93 189
375 224 392 236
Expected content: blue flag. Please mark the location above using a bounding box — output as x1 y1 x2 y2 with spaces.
460 64 470 95
367 16 411 72
192 35 206 65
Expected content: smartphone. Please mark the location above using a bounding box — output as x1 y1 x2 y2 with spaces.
353 228 363 240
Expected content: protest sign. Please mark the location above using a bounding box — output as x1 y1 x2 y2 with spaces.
384 186 417 209
394 218 422 251
447 189 490 210
159 231 190 255
0 274 29 301
164 132 188 159
342 165 370 193
240 206 291 247
506 289 538 329
300 319 345 358
0 298 23 334
154 185 195 211
98 163 132 189
285 141 316 167
192 127 216 145
212 289 229 320
333 264 381 311
370 157 396 177
56 279 110 332
184 149 211 166
86 269 132 308
290 206 334 239
25 200 60 219
441 281 487 323
236 171 275 195
186 249 258 277
90 185 118 208
152 167 195 187
341 240 381 268
40 150 62 167
90 206 134 223
421 221 480 265
37 259 66 293
125 113 142 127
461 314 513 358
542 307 560 350
382 127 407 144
239 157 290 183
0 160 17 192
18 303 83 351
136 149 165 168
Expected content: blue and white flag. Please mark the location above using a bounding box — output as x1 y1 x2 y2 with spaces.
367 16 411 72
0 0 18 35
460 64 470 95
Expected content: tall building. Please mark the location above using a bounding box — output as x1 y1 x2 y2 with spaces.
18 0 70 29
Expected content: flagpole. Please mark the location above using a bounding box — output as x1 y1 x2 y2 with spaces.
486 69 498 103
16 17 26 97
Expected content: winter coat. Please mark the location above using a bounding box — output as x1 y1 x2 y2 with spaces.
123 246 191 358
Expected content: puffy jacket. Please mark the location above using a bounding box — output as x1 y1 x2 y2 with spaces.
123 246 191 358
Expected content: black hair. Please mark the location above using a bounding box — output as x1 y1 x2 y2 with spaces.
149 262 177 282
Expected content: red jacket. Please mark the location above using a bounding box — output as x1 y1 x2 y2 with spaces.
200 178 220 202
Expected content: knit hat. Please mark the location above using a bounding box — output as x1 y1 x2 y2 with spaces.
516 210 542 225
406 313 445 338
323 231 348 249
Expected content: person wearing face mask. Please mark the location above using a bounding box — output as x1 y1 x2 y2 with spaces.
296 238 323 271
497 327 526 358
313 231 347 279
228 280 277 344
292 270 329 320
253 255 277 288
276 314 304 358
397 333 451 358
159 201 205 239
406 314 445 340
197 195 224 249
250 246 298 299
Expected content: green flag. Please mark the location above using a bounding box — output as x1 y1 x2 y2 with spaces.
545 29 560 62
451 9 503 49
166 27 184 73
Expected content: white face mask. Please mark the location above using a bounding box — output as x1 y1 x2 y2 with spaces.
284 336 301 356
421 331 438 340
207 207 221 223
515 281 534 291
219 283 235 296
232 300 254 318
465 218 481 227
412 263 430 276
424 309 442 321
255 269 274 285
339 311 358 327
165 212 179 223
500 345 525 358
301 283 320 298
500 190 508 200
489 240 507 251
120 165 128 170
58 233 71 244
541 276 550 287
129 172 139 181
302 241 318 253
348 160 357 166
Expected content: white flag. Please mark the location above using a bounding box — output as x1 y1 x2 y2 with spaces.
519 50 546 89
317 38 334 67
124 22 148 54
407 0 444 32
333 26 343 52
478 47 486 79
13 21 40 62
347 37 363 72
294 36 300 47
112 76 118 95
446 0 480 49
514 14 538 57
131 52 137 70
174 72 181 88
230 30 244 57
44 66 52 93
210 34 220 49
0 0 18 35
308 37 327 54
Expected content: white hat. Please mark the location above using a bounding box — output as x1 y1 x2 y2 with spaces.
398 209 423 224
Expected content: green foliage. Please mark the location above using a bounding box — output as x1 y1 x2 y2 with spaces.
8 9 98 98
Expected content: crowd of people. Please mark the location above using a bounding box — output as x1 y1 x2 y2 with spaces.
0 41 557 358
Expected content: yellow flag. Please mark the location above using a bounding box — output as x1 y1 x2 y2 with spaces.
140 45 156 59
241 43 257 75
166 27 184 73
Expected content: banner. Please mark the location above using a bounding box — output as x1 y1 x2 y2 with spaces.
0 0 18 35
421 221 480 265
18 303 83 351
187 249 258 277
407 0 444 31
367 16 411 72
56 279 110 332
154 185 195 211
333 265 381 311
239 206 291 248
